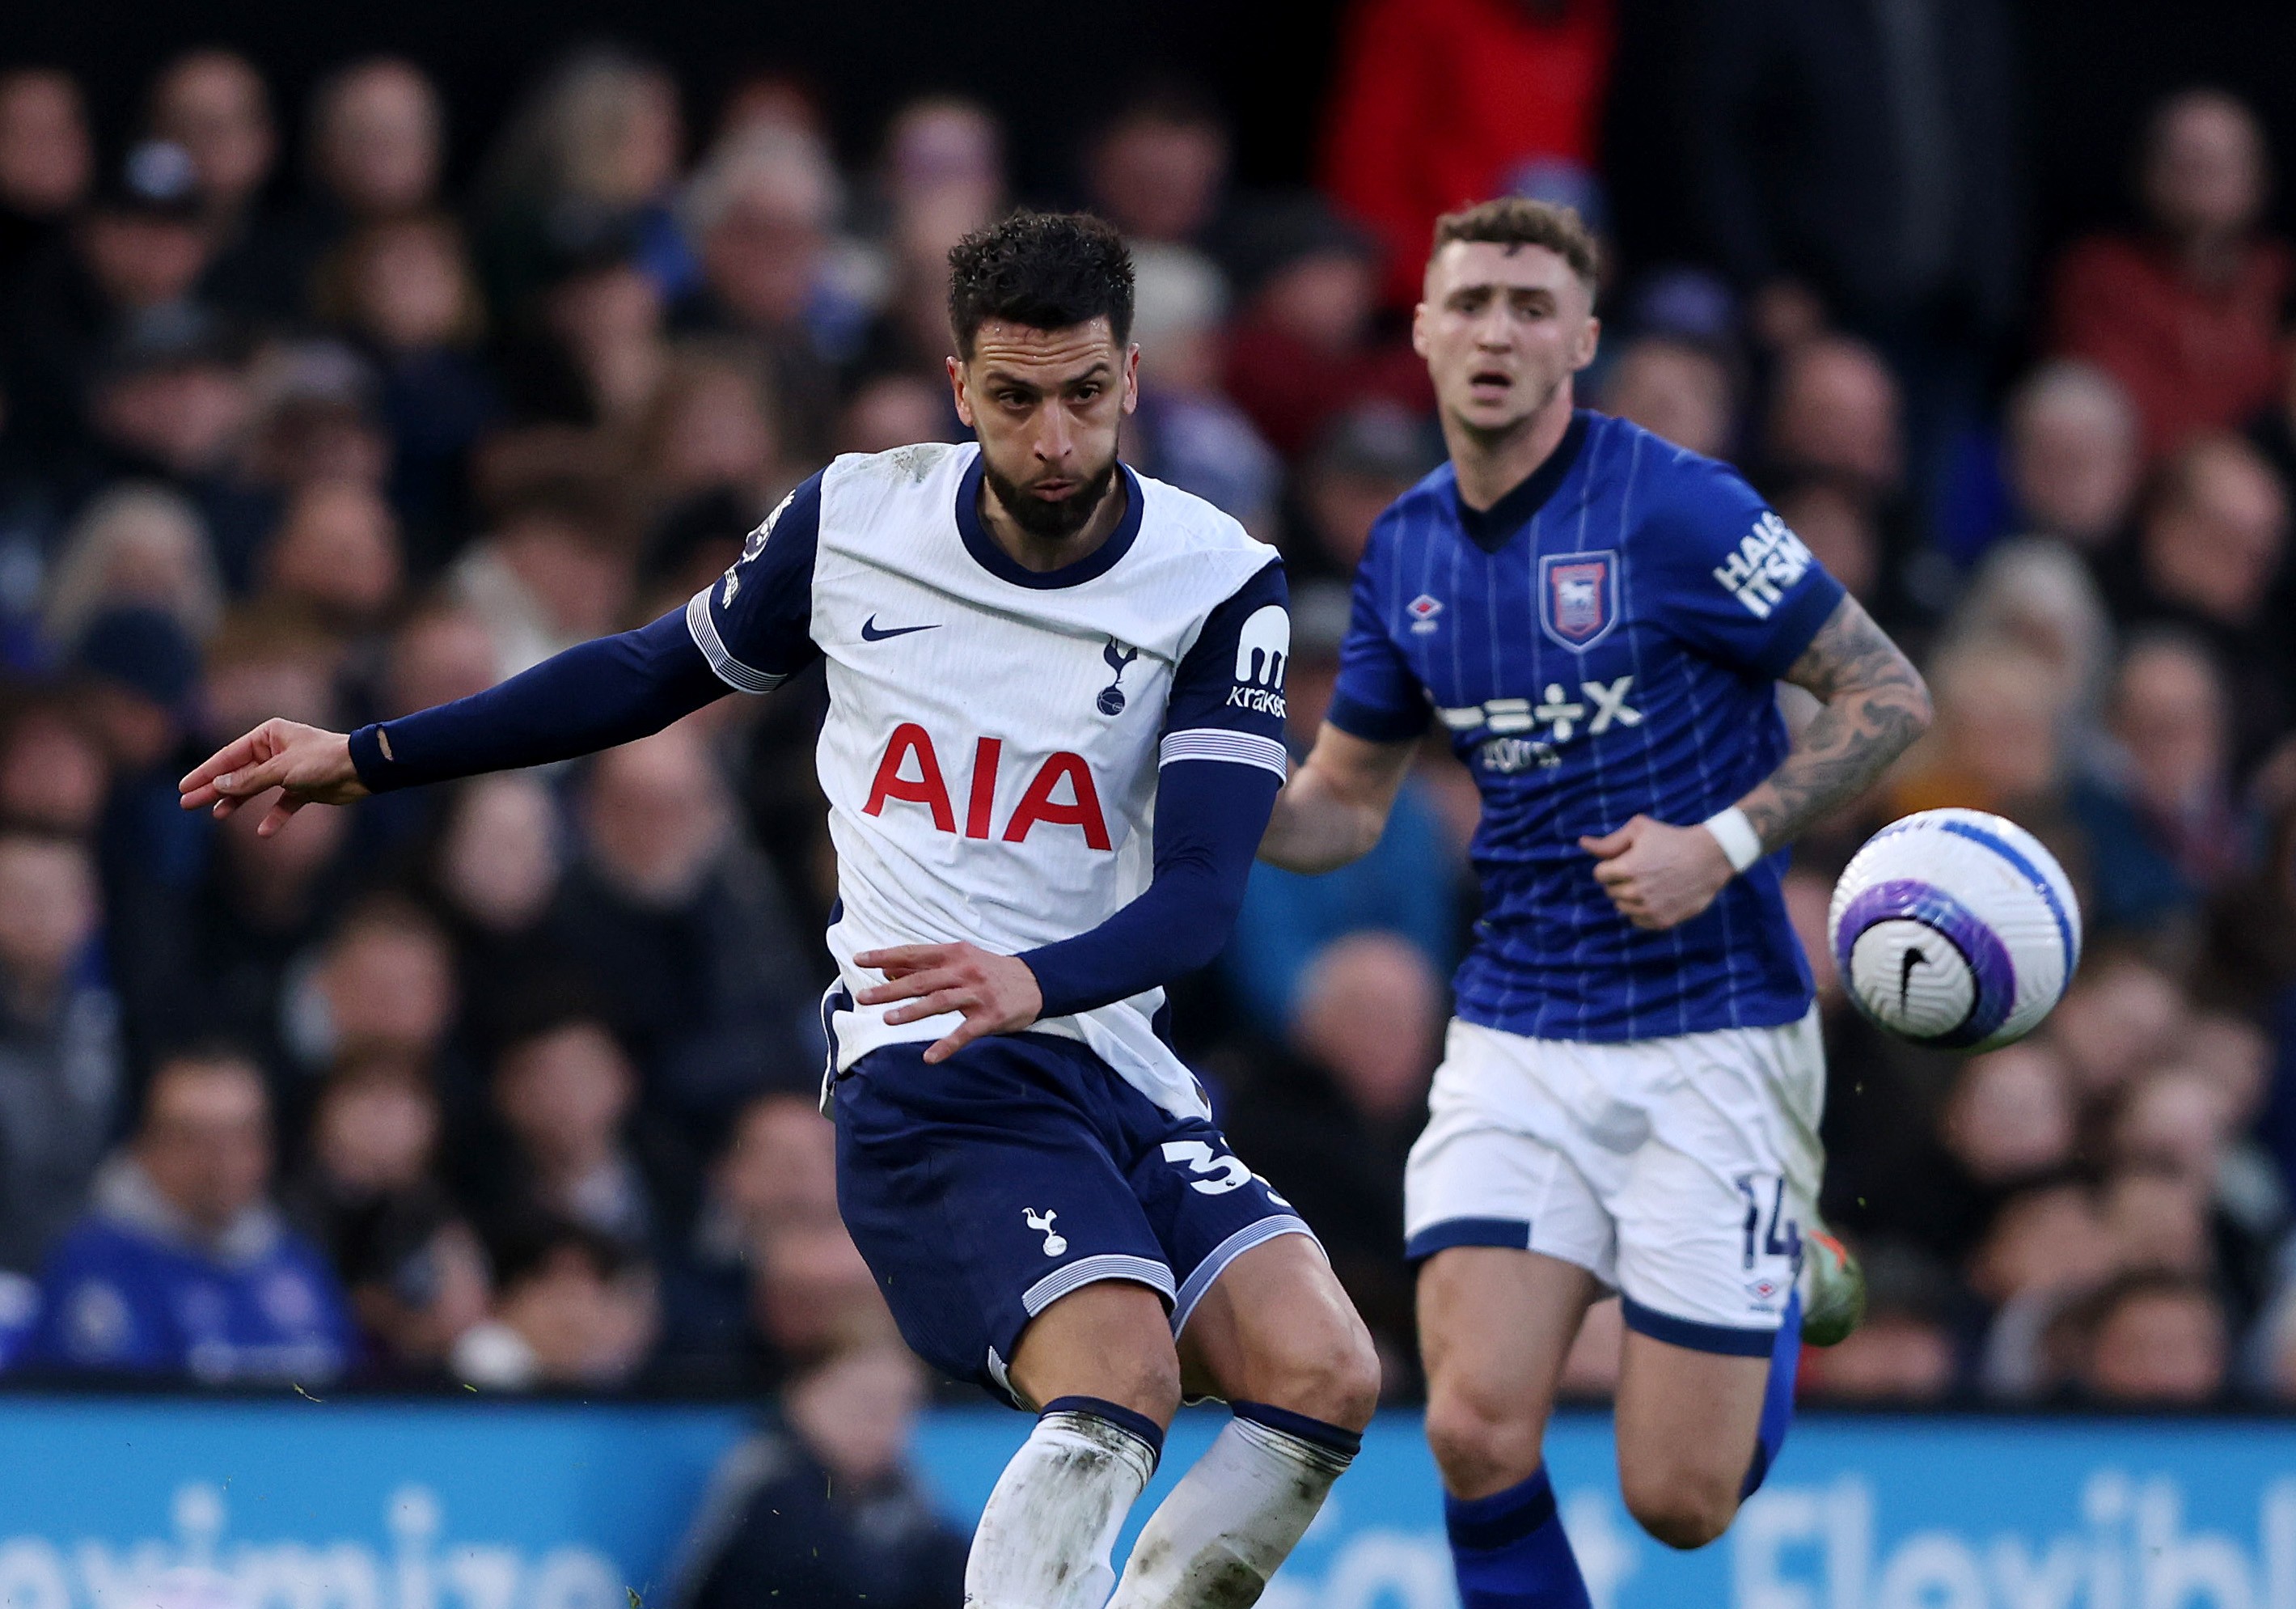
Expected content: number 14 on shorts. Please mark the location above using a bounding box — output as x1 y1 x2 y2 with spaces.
1736 1173 1800 1272
1165 1140 1292 1205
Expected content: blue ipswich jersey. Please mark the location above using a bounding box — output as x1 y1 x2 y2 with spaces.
1329 411 1846 1042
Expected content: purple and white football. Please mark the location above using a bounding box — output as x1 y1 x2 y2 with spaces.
1827 808 2082 1050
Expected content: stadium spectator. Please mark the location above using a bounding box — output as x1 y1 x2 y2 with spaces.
2074 1270 2229 1404
148 51 307 321
1942 1045 2078 1192
1999 362 2144 554
2049 91 2290 460
660 1091 838 1370
0 832 121 1273
675 1342 969 1609
282 898 459 1080
257 479 404 637
1319 0 1615 307
332 1188 493 1381
40 484 222 652
471 47 692 322
305 59 446 234
745 1213 893 1372
1596 334 1735 461
421 775 569 1052
478 1015 690 1255
1 138 212 457
0 700 109 836
448 473 635 677
319 213 500 557
1770 476 1881 608
676 125 847 455
1286 401 1443 581
2093 632 2243 898
1222 932 1443 1395
32 1047 353 1381
1221 193 1429 458
452 1214 658 1389
2048 951 2190 1107
1119 244 1279 532
875 95 1004 245
2098 434 2290 769
554 725 819 1128
0 69 92 276
1081 81 1232 256
626 340 793 521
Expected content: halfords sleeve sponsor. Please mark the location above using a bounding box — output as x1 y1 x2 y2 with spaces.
1715 513 1816 620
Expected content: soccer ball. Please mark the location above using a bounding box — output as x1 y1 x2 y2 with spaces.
1826 808 2082 1050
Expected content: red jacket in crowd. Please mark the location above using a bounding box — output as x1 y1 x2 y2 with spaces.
2048 234 2293 461
1319 0 1615 306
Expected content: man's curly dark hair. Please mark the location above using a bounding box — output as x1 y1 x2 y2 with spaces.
946 210 1135 358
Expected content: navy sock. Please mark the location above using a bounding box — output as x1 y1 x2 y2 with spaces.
1444 1466 1591 1609
1042 1394 1166 1474
1232 1399 1363 1463
1740 1289 1802 1499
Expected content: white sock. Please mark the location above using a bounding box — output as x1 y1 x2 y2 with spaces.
965 1399 1162 1609
1107 1404 1359 1609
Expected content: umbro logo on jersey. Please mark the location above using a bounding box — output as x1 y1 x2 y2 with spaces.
860 615 941 641
1407 594 1443 635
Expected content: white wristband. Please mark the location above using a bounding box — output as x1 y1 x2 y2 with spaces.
1701 806 1765 874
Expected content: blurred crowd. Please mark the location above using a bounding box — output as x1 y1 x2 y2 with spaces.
2 1 2296 1464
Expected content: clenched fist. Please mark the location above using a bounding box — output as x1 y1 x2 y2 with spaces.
1579 814 1739 931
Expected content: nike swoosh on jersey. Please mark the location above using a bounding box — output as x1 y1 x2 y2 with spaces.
860 615 941 641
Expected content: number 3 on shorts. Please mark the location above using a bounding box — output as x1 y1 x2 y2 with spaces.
1164 1139 1291 1205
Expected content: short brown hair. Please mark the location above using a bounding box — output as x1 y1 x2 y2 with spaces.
1429 198 1602 290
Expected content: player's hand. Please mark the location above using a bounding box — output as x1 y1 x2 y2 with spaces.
854 942 1046 1064
1579 814 1737 931
178 719 368 838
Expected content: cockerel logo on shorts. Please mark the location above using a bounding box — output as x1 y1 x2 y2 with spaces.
1539 551 1620 651
1023 1208 1067 1256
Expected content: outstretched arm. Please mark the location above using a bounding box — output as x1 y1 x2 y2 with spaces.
179 607 729 836
1256 722 1419 874
1584 596 1931 930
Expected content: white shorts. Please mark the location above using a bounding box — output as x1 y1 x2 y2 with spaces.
1402 1011 1827 1355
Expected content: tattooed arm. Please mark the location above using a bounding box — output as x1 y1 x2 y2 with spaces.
1583 596 1930 930
1739 596 1932 849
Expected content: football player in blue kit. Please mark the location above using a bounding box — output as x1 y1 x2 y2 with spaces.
179 214 1379 1609
1261 198 1934 1600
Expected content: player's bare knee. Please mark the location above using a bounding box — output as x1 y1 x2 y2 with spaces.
1424 1385 1542 1496
1103 1335 1184 1423
1293 1307 1382 1431
1620 1466 1739 1551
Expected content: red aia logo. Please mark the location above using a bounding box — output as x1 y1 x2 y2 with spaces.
863 723 1111 850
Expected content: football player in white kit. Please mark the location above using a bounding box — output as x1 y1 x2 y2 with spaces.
180 212 1379 1609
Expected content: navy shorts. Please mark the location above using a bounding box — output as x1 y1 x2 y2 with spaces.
831 1032 1313 1402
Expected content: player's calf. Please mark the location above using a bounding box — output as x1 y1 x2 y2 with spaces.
1106 1235 1375 1609
1613 1329 1774 1551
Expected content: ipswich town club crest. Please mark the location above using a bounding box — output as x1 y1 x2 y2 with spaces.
1538 551 1621 651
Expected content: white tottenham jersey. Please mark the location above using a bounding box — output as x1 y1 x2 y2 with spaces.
684 442 1289 1119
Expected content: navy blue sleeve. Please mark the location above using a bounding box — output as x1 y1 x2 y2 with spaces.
686 472 824 691
1020 561 1292 1017
348 608 728 792
1019 756 1281 1018
1643 455 1846 679
1326 523 1430 742
1158 558 1292 768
